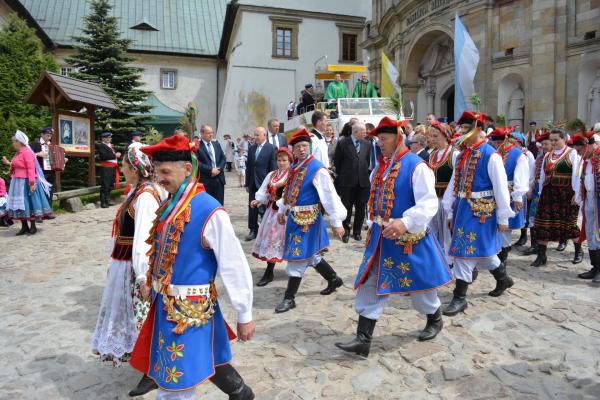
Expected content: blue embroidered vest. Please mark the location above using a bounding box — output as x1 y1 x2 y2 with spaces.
145 192 232 390
504 147 526 229
450 143 501 258
283 157 329 261
354 151 452 295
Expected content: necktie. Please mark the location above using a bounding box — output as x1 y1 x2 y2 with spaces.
255 144 262 160
354 140 360 153
271 135 278 148
207 142 216 167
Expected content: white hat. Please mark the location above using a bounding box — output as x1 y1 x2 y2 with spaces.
13 130 29 146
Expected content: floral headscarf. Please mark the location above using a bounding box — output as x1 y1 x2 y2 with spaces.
127 142 153 177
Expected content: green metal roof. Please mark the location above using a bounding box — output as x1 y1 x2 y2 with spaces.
19 0 228 56
138 94 184 124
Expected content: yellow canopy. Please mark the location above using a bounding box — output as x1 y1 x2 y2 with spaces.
325 64 368 73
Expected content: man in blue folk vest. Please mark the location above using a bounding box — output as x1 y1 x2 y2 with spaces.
441 111 516 317
488 126 530 268
129 135 256 400
335 117 454 358
274 128 347 313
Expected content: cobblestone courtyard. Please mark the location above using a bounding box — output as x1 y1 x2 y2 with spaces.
1 174 600 400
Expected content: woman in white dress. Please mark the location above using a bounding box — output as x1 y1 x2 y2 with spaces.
91 143 165 375
250 147 292 286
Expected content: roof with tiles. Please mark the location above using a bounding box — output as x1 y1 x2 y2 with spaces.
19 0 228 56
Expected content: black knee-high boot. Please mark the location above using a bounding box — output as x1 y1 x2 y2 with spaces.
572 242 584 264
28 220 37 235
128 374 158 397
335 315 377 357
210 364 254 400
489 263 514 297
442 279 469 316
275 277 302 313
579 249 600 279
16 220 29 236
314 259 343 295
522 228 538 255
531 243 547 267
514 228 528 246
256 262 275 287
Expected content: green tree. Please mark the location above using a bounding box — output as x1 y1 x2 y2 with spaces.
66 0 152 145
0 14 57 180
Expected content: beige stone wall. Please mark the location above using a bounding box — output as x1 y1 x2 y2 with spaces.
365 0 600 125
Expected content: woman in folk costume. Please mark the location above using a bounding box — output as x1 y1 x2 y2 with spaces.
427 121 459 258
575 131 600 282
91 143 165 391
487 127 530 267
129 135 255 400
522 130 552 255
441 111 515 317
335 117 453 358
1 130 53 235
531 128 582 267
250 147 292 287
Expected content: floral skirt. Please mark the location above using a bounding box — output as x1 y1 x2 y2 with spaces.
533 184 580 242
252 205 285 263
7 178 53 220
91 258 149 366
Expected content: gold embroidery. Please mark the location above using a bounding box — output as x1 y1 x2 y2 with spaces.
467 198 496 223
162 281 217 334
394 231 426 254
290 208 320 232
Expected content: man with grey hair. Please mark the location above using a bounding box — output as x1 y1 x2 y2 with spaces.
334 122 371 242
266 118 288 149
245 127 277 241
197 124 227 204
410 133 430 161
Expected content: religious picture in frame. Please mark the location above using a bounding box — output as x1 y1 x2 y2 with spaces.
59 114 91 154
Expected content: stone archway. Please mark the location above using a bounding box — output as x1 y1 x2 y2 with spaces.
498 73 525 129
441 85 455 122
402 28 454 123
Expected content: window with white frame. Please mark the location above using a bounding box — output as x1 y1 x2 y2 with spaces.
60 66 73 76
161 69 177 89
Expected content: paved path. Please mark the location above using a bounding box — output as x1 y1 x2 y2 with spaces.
2 174 600 399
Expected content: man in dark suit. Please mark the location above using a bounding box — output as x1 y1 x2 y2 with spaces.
245 127 277 241
333 122 371 242
410 133 430 161
266 118 288 150
197 124 226 204
97 132 121 208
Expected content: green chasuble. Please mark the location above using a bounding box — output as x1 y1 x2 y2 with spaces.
324 81 349 101
352 81 378 98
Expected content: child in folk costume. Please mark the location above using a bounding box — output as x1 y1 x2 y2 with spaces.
91 143 165 393
575 131 600 282
234 147 247 187
0 176 12 227
250 147 292 287
335 117 453 358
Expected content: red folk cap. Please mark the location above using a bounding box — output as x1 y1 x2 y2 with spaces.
570 133 586 146
488 127 508 140
457 111 487 126
276 146 293 159
289 128 312 146
369 116 409 137
141 134 197 157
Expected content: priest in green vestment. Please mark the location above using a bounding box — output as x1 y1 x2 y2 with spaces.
352 73 378 98
324 73 349 101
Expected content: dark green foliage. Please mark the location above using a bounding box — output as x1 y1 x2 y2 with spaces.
566 118 586 134
0 14 57 180
66 0 152 145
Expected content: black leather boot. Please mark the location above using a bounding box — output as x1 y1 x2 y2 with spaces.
579 250 600 279
514 228 527 246
556 241 567 252
442 279 469 316
128 374 158 397
488 263 514 297
418 308 443 341
530 244 547 267
472 267 479 282
522 228 538 255
16 221 29 236
275 277 302 313
314 259 343 295
256 262 275 287
572 242 584 264
498 247 510 267
335 316 377 357
100 192 109 208
28 220 37 235
210 364 255 400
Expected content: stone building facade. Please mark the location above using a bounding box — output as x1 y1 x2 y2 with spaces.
363 0 600 127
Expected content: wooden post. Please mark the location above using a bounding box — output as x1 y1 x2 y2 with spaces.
49 85 62 193
88 106 96 186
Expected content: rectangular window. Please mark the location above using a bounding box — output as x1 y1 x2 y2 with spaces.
60 66 72 76
275 28 292 57
342 34 357 62
161 70 177 89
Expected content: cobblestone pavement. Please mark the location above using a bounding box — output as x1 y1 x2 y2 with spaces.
2 173 600 400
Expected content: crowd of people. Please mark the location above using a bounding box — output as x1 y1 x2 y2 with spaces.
3 101 600 399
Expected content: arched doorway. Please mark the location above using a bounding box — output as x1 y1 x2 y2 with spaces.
498 73 525 129
403 29 454 122
441 86 455 122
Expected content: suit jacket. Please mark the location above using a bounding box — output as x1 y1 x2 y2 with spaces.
30 139 46 168
333 136 371 188
245 142 277 189
416 148 429 161
97 142 117 162
266 132 288 150
197 140 226 185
